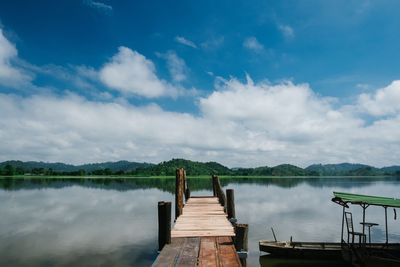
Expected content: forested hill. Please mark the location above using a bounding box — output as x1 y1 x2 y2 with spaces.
0 160 153 175
133 158 232 176
305 163 400 176
0 159 399 176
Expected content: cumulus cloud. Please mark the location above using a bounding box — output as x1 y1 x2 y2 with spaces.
0 92 219 164
278 24 295 39
0 29 32 87
357 80 400 116
99 47 179 98
2 77 400 167
157 51 188 82
243 37 264 53
174 36 197 48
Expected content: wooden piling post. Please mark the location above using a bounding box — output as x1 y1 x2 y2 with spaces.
226 189 235 220
175 168 185 219
185 187 191 201
212 175 226 209
183 169 190 201
212 175 217 197
234 224 249 252
158 201 171 251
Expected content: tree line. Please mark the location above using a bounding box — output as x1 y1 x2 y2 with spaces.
1 159 400 177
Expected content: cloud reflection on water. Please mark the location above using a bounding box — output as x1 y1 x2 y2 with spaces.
0 186 174 267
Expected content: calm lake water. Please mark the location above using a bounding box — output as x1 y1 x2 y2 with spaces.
1 177 400 267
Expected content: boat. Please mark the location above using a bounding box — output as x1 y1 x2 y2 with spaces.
259 191 400 266
259 240 343 259
259 240 400 260
332 191 400 266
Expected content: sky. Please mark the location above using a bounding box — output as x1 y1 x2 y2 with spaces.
0 0 400 168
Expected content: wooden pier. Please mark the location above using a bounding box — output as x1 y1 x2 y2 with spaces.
152 170 243 267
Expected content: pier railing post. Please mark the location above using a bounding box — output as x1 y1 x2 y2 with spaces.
226 189 236 221
175 168 185 219
212 175 226 209
185 187 191 201
183 169 191 201
234 223 248 252
158 201 171 251
212 175 217 197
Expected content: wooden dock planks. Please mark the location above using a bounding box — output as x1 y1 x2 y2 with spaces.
152 236 241 267
198 237 241 267
153 196 241 267
151 237 200 267
171 197 235 238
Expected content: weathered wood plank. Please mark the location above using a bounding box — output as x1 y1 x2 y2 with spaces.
151 238 185 267
187 200 219 203
175 222 232 227
217 236 241 267
183 206 224 209
187 197 218 199
172 231 235 238
172 194 235 238
198 237 218 267
176 237 200 267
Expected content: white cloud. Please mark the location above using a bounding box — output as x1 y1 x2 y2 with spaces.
356 83 370 90
84 0 113 13
200 75 361 142
2 77 400 168
358 80 400 116
75 65 98 81
175 36 197 48
278 24 295 39
200 36 224 50
0 92 217 164
157 51 188 82
0 29 32 87
243 37 264 53
99 47 178 98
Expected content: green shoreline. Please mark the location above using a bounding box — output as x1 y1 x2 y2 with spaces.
0 175 397 179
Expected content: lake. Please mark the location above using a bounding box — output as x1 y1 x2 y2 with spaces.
1 177 400 267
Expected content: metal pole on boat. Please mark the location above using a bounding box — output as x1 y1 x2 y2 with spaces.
271 227 277 242
341 205 345 243
385 206 388 244
362 204 366 236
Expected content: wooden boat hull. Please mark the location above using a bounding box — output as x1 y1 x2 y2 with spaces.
259 240 343 260
341 242 400 266
260 240 400 264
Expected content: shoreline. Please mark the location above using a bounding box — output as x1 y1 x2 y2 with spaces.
0 175 398 179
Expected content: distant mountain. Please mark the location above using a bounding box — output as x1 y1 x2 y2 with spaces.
0 160 76 172
1 159 399 176
0 160 153 175
233 164 306 176
78 161 153 172
305 163 372 176
347 166 383 176
381 166 400 175
133 158 232 176
271 164 307 176
304 163 400 176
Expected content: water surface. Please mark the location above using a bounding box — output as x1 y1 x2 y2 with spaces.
1 177 399 267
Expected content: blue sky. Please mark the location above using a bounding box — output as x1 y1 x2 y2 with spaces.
1 0 400 167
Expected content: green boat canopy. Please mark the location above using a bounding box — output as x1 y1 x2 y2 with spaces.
332 191 400 208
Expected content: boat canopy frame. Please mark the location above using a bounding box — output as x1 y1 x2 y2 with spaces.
332 191 399 245
332 191 400 208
